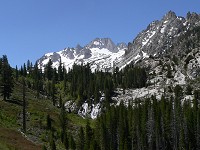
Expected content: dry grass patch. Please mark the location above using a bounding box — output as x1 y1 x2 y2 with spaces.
0 127 42 150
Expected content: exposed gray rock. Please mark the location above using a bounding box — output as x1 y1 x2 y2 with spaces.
75 44 83 54
87 38 118 52
117 42 127 50
80 48 92 59
62 48 75 59
186 12 200 25
116 11 200 71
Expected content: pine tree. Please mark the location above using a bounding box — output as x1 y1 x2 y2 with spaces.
69 134 76 150
166 64 173 78
50 132 56 150
186 84 193 95
63 68 67 93
15 65 19 80
23 63 27 77
94 83 100 104
58 57 63 81
197 109 200 149
99 119 108 150
63 133 68 150
52 78 56 106
46 114 52 130
33 61 40 98
84 121 93 150
0 57 2 72
0 55 13 100
59 104 67 144
45 59 53 80
59 94 62 108
42 145 47 150
27 60 31 72
77 126 85 150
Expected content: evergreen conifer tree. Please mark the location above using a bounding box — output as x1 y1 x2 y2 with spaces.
77 126 85 150
84 121 93 150
15 65 19 80
45 59 53 80
0 55 13 100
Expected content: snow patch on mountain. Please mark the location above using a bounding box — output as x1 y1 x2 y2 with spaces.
38 38 127 72
142 31 156 46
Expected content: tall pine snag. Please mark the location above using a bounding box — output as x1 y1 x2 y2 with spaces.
22 77 26 132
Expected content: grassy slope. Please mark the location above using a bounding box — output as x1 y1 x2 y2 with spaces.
0 81 94 149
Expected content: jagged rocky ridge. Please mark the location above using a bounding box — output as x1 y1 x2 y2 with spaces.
117 11 200 70
39 11 200 119
38 38 127 72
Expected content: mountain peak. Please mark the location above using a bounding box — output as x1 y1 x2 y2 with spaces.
91 38 114 46
117 42 127 49
75 44 83 54
76 44 82 49
87 38 118 52
38 37 126 72
186 11 200 24
163 11 177 20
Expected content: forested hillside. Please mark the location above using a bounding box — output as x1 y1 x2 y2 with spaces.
0 55 148 149
0 54 200 149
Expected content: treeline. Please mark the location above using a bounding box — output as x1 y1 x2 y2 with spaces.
76 86 200 150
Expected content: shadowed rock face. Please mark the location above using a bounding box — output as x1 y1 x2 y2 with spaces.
80 48 92 59
61 48 75 59
87 38 120 53
38 52 61 66
186 12 200 25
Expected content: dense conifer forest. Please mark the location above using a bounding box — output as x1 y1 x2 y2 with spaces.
0 55 200 149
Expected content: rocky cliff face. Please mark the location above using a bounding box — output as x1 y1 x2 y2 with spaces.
116 11 200 70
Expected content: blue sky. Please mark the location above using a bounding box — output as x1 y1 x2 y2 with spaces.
0 0 200 67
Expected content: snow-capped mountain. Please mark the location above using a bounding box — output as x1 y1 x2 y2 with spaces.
38 11 200 74
38 38 127 72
